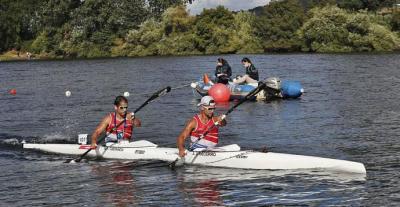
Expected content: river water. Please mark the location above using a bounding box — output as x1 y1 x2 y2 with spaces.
0 54 399 206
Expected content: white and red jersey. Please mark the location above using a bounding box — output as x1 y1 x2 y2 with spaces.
105 112 133 142
190 114 219 148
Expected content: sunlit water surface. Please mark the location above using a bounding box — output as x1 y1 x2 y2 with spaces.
1 54 399 206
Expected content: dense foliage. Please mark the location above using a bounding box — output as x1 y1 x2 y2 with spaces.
255 0 305 52
1 0 399 59
298 6 400 52
0 0 184 58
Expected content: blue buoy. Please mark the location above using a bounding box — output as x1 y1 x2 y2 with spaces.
281 81 303 98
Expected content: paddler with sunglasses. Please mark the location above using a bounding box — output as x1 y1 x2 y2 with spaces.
90 96 141 148
177 96 227 157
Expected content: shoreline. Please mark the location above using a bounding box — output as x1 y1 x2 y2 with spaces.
1 50 399 62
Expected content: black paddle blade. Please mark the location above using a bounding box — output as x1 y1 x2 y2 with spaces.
168 159 177 169
74 158 83 162
64 158 81 163
134 86 172 113
151 86 171 100
161 86 172 95
64 158 73 163
64 157 81 163
169 157 185 170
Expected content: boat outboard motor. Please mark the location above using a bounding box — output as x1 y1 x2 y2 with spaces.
265 77 281 90
262 77 283 99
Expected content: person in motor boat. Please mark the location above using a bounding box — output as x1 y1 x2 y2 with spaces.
177 96 226 157
215 58 232 84
90 96 141 148
233 57 259 84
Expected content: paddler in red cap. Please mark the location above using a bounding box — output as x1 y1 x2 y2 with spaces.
176 96 227 158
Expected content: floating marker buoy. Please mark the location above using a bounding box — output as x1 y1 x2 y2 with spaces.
281 81 303 98
9 89 17 95
65 91 71 97
208 83 230 103
123 92 130 97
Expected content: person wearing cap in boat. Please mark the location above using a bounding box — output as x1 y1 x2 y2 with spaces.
177 96 227 157
90 96 141 148
215 58 232 84
233 57 259 84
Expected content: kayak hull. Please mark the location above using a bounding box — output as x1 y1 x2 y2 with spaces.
23 141 366 174
182 150 366 174
23 141 177 162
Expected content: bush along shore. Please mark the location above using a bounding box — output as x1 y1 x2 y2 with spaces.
1 0 400 61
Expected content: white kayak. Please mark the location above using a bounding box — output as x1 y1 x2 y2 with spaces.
23 140 176 162
23 140 366 174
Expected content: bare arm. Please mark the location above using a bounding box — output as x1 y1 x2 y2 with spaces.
91 115 111 147
177 118 196 157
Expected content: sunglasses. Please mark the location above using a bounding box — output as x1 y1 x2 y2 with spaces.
204 107 215 111
119 106 128 110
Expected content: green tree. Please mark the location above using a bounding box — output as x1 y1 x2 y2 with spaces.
298 0 336 11
59 0 148 57
38 0 81 29
298 6 400 52
147 0 184 19
337 0 398 11
228 11 263 53
255 0 305 52
123 19 164 56
337 0 364 10
299 7 350 52
157 5 198 55
0 0 40 52
121 6 198 56
194 6 236 54
28 0 81 56
391 11 400 31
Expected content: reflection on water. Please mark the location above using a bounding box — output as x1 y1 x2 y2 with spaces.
174 166 366 206
91 161 138 206
178 175 224 207
181 167 366 183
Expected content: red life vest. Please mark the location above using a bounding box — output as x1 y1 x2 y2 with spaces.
106 112 133 140
190 114 219 147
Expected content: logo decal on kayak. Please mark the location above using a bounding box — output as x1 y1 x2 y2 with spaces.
135 150 145 154
194 151 216 156
110 147 123 151
235 155 248 159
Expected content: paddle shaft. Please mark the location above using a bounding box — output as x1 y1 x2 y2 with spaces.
73 86 171 162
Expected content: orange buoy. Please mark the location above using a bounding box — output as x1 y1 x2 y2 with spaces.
9 89 17 95
203 73 211 85
208 83 230 103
